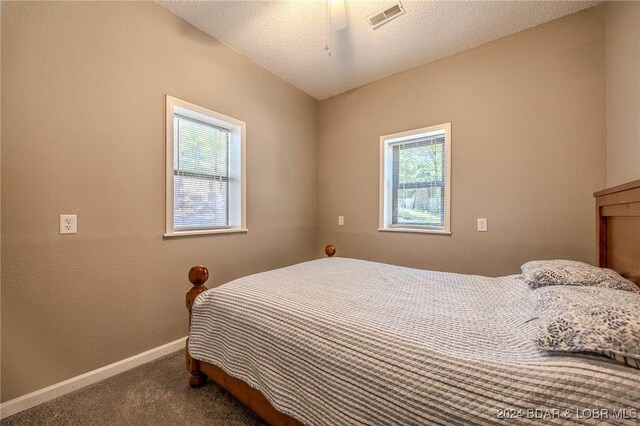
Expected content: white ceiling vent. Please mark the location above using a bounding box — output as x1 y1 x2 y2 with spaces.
367 2 405 29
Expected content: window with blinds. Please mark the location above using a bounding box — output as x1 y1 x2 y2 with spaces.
173 115 230 230
165 96 246 237
379 123 451 234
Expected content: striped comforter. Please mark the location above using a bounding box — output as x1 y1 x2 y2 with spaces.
189 258 640 425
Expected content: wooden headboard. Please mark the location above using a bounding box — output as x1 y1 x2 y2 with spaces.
594 179 640 285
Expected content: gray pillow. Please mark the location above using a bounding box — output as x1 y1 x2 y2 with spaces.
535 286 640 369
521 259 639 293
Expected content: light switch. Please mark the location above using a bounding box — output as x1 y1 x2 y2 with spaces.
338 216 344 226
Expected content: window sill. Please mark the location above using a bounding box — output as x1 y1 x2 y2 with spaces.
378 227 451 235
164 228 248 238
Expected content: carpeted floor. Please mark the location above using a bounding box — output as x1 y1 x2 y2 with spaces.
1 350 266 426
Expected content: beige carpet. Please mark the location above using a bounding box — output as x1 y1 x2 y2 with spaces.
1 350 266 426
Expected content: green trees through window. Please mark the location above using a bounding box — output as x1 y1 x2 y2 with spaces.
392 137 445 226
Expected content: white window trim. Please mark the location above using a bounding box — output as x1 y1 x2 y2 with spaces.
378 123 451 235
164 95 247 238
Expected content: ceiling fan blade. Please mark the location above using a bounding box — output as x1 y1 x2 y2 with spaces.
330 0 347 31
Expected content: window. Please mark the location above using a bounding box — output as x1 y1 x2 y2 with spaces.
165 96 246 237
379 123 451 234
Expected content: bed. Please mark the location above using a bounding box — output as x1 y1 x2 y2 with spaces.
185 179 640 425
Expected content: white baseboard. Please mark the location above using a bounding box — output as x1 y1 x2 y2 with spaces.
0 336 187 419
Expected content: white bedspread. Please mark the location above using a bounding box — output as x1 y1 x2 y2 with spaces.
189 258 640 425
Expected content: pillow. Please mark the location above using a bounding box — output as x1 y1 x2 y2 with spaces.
521 259 639 293
535 286 640 369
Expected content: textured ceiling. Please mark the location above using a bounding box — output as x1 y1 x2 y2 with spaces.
156 1 600 100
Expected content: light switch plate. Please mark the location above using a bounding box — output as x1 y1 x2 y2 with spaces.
338 216 344 226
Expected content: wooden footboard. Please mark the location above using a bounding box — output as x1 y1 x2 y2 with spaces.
185 245 336 425
185 265 208 388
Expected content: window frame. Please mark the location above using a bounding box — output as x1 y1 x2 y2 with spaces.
379 123 451 235
164 95 246 237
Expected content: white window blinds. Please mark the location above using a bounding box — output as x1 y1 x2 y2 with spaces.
173 115 230 230
391 135 445 227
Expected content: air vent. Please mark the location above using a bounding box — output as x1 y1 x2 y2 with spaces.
367 2 405 29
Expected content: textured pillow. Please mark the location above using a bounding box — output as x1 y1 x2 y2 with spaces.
535 286 640 369
521 259 640 293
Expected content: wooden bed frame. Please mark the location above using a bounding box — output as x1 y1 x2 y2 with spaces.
185 178 640 425
184 244 335 425
594 179 640 285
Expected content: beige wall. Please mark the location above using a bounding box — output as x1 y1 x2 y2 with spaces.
605 1 640 187
318 6 606 277
1 2 318 401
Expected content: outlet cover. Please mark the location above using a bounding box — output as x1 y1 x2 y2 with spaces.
60 215 77 234
477 218 488 232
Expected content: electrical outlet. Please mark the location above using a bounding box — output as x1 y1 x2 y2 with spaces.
60 215 77 234
477 218 488 232
338 216 344 226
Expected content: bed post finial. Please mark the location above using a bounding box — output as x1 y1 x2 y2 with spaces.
325 244 336 257
186 265 209 387
186 265 208 310
189 265 208 285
